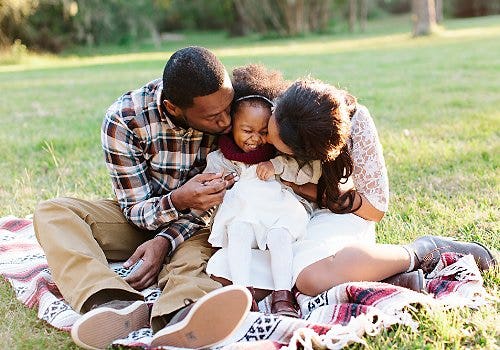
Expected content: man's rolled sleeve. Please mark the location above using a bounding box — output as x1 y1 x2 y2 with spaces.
155 217 208 255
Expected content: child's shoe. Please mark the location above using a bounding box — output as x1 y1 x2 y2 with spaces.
247 287 260 311
270 290 299 318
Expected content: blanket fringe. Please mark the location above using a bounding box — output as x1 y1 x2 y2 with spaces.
283 308 418 350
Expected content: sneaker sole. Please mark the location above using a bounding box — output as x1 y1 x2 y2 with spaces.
151 285 251 349
71 300 149 350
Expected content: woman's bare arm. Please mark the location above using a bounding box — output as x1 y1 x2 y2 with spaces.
352 193 385 222
282 181 385 222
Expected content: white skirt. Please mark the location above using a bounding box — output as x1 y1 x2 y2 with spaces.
208 165 308 250
206 209 376 290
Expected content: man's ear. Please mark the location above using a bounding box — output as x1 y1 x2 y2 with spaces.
163 100 181 117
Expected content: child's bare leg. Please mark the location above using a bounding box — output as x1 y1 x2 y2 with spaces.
296 243 410 296
227 222 254 286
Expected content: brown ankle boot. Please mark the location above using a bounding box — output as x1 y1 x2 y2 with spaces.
247 287 259 312
408 235 496 273
382 270 425 293
270 290 299 318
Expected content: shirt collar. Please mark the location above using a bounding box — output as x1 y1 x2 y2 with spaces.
155 80 171 123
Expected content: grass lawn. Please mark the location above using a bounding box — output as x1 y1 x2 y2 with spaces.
0 14 499 349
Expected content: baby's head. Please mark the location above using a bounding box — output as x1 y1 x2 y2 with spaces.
231 64 288 153
231 97 272 152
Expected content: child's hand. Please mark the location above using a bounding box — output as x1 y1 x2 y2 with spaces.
256 161 275 180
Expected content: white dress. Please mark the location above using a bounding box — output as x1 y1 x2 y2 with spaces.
208 164 310 250
206 105 389 290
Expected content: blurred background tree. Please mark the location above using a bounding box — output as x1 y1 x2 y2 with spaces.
0 0 499 53
411 0 437 36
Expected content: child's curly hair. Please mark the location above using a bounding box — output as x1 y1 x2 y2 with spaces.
231 64 289 116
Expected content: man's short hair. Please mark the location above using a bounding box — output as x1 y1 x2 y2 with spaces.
162 46 227 108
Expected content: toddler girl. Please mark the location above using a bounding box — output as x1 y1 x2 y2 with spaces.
205 65 321 317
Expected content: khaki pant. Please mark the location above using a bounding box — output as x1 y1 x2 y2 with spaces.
33 197 221 331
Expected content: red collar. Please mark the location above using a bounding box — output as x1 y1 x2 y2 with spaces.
218 134 276 164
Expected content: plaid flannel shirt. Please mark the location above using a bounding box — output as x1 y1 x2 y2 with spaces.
101 78 218 255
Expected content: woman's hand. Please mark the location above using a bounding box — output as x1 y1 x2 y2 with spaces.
281 180 318 202
283 181 385 222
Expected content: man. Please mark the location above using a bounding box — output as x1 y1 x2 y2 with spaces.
34 46 251 350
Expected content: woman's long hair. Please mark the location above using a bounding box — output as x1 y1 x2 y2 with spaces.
273 79 360 213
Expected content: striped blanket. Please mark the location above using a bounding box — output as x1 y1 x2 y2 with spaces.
0 216 491 349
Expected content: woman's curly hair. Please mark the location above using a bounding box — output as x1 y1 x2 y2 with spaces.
273 78 359 214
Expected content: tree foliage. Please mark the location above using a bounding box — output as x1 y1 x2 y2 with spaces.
1 0 499 52
0 0 165 51
0 0 38 47
232 0 331 36
156 0 233 32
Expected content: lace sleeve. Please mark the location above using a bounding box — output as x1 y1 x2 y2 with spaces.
349 105 389 212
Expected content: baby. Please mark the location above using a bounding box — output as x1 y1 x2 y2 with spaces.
204 65 321 318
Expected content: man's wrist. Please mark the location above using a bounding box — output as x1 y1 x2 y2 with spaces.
154 234 172 254
169 190 188 212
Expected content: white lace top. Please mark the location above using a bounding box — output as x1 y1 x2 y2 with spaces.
348 105 389 212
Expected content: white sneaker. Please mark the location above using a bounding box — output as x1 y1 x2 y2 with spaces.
71 300 149 350
151 285 251 349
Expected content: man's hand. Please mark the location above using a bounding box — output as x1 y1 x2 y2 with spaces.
170 173 235 212
203 172 238 188
256 161 275 180
123 236 170 290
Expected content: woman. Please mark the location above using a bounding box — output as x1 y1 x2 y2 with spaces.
209 77 495 300
267 78 496 296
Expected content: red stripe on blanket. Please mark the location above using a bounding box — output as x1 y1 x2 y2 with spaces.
331 303 371 325
347 285 400 306
0 243 40 252
428 279 466 297
25 277 63 307
2 264 49 282
0 219 32 232
307 323 332 334
442 251 461 266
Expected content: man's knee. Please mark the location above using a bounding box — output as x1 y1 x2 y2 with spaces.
34 197 76 218
33 197 79 241
34 198 64 225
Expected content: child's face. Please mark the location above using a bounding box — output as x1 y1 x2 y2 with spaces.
232 103 270 153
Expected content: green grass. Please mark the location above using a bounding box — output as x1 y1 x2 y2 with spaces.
1 14 499 349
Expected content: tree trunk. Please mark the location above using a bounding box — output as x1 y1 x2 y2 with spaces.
349 0 357 32
360 0 368 32
229 1 248 36
435 0 443 23
231 0 332 37
412 0 436 36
